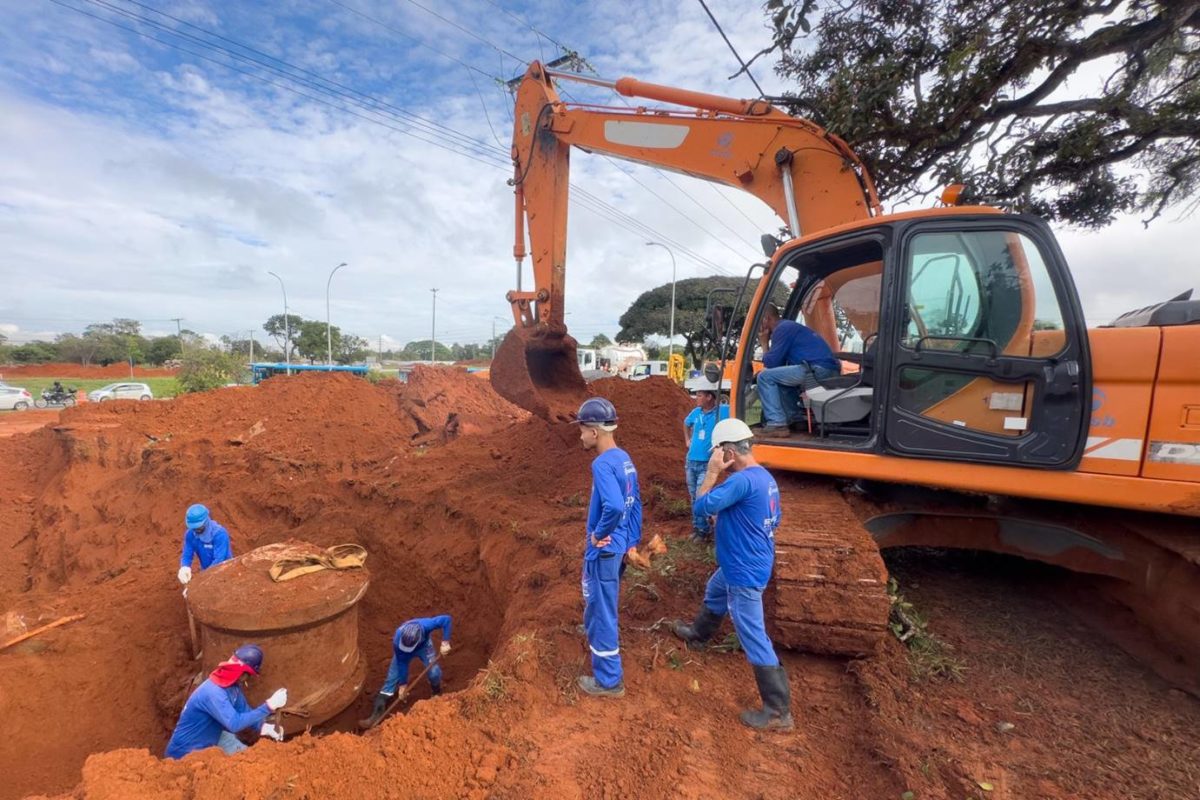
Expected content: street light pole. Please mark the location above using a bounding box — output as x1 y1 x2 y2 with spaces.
645 242 678 362
267 271 290 374
326 261 348 366
430 288 439 363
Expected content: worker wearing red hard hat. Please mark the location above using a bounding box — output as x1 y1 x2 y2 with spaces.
165 644 289 759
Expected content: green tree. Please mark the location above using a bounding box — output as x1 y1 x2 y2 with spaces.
178 347 246 393
759 0 1200 227
10 341 58 363
263 314 303 359
589 333 613 348
145 335 182 365
398 339 454 361
618 276 780 367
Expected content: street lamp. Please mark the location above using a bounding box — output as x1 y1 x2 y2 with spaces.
645 242 677 361
430 288 439 363
267 271 291 374
326 261 348 365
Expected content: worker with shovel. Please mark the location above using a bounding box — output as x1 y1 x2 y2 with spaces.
165 644 289 759
368 615 453 724
574 396 642 698
671 418 793 731
176 503 233 586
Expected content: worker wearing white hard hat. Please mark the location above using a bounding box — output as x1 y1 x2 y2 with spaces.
682 377 729 540
672 416 793 731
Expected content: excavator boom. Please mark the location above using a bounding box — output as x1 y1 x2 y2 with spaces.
491 61 881 419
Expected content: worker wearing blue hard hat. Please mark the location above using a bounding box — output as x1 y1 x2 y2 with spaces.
165 644 290 759
177 503 233 586
369 615 453 723
573 396 642 697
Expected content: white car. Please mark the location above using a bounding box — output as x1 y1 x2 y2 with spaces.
628 361 670 381
88 382 154 402
0 385 34 411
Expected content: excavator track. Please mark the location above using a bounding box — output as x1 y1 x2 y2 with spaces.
767 476 891 657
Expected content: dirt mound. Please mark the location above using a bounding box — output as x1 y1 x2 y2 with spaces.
0 362 178 378
2 372 1198 800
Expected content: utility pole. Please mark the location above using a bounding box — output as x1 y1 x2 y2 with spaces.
171 318 184 357
430 288 439 363
267 271 291 374
326 261 347 366
248 330 255 364
645 242 678 362
378 334 383 365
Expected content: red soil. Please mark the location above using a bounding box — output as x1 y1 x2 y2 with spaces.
0 362 179 378
0 371 1196 800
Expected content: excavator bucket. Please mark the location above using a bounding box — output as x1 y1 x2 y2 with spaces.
490 326 588 422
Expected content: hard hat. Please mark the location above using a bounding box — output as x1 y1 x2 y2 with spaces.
684 376 720 393
233 644 264 674
573 397 618 427
711 418 754 448
397 622 423 653
185 504 210 530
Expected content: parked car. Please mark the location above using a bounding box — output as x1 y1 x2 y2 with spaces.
88 382 154 402
628 360 670 381
0 385 35 411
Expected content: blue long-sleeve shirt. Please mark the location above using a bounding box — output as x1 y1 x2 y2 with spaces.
694 466 781 587
180 521 233 569
381 615 452 695
164 679 270 759
585 447 642 558
762 320 839 371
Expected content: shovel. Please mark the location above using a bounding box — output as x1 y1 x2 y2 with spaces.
358 653 443 731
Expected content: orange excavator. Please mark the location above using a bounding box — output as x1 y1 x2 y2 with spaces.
491 61 1200 665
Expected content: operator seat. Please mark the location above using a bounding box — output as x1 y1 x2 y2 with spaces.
802 335 877 431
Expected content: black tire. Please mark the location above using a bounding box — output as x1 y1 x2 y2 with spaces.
14 401 29 411
98 396 110 402
139 394 151 401
63 396 76 407
34 397 47 409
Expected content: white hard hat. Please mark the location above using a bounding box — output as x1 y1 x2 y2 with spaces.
711 418 754 448
684 376 720 393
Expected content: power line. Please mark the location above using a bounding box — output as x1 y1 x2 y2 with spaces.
396 0 526 64
695 0 766 98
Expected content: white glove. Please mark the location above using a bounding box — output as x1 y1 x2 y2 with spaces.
440 641 451 656
177 566 192 585
259 722 284 742
266 688 288 711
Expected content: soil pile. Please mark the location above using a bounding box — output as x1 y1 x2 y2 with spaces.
1 371 1197 800
0 362 178 378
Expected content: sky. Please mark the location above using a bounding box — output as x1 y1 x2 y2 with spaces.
0 0 1196 352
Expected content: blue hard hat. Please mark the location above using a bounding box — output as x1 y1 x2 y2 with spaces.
398 622 423 653
574 397 618 426
233 644 263 674
185 504 210 530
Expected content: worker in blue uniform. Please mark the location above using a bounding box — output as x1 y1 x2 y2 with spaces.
682 377 730 539
177 503 233 586
672 418 793 730
574 396 642 698
370 615 453 720
755 303 840 437
165 644 289 759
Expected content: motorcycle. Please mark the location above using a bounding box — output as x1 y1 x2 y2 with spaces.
34 387 77 408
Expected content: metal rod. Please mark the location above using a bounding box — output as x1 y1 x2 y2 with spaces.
326 262 348 366
780 165 801 238
542 68 618 89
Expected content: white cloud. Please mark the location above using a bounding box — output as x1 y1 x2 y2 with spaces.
0 0 1195 354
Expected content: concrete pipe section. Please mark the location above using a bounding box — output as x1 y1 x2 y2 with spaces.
187 541 370 734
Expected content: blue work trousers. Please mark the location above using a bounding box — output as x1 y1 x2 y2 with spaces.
217 731 247 755
582 553 623 688
702 567 780 667
685 460 711 535
756 363 838 427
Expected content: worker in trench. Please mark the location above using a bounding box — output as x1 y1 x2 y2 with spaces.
682 377 730 540
573 396 643 697
165 644 290 758
672 418 794 730
176 503 233 586
369 615 453 722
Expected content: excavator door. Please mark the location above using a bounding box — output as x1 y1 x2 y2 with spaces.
882 216 1091 467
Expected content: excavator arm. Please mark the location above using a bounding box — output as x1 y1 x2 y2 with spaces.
491 60 881 419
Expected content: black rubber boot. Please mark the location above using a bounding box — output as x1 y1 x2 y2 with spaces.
672 606 723 648
739 665 794 730
430 682 443 697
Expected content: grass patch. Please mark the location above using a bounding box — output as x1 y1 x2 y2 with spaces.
650 483 692 519
475 660 510 701
888 578 966 682
8 376 181 398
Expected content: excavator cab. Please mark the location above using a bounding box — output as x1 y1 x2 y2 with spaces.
737 212 1092 469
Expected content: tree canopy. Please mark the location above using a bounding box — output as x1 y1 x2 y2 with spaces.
617 276 751 367
758 0 1200 227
